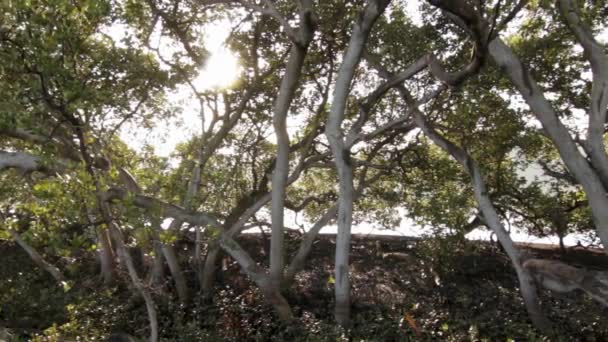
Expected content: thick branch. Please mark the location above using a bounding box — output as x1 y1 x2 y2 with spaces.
7 229 65 283
0 150 55 174
102 188 222 228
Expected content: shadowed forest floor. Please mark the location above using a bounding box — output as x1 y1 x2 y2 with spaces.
1 233 607 341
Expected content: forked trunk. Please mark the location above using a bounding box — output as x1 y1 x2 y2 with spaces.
269 0 316 289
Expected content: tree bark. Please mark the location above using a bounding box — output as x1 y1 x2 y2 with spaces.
0 150 48 173
324 0 390 327
557 0 608 188
367 50 554 332
219 235 293 320
110 224 159 342
411 102 554 334
201 242 220 295
161 241 189 303
146 221 165 288
194 224 205 290
524 258 608 307
97 227 115 284
269 0 316 289
7 229 65 283
489 38 608 255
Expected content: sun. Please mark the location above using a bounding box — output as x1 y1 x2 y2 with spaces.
193 48 240 90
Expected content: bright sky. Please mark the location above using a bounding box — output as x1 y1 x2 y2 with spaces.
117 19 240 157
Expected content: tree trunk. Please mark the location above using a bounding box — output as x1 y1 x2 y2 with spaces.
324 0 390 326
471 168 554 334
219 235 293 320
194 224 205 290
97 228 115 284
558 234 566 254
269 0 316 289
110 224 159 342
489 38 608 255
148 228 165 288
412 106 554 335
261 284 293 321
161 243 189 303
514 266 554 334
557 0 608 188
8 229 65 283
330 163 354 327
201 242 220 295
63 112 158 341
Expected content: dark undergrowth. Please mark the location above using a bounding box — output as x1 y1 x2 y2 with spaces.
1 234 607 341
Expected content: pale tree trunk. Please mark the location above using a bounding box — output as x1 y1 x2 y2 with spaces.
97 227 115 284
324 0 390 327
523 258 608 307
7 229 65 283
95 195 159 342
557 0 608 188
161 239 188 303
283 158 388 285
110 223 159 342
0 150 47 173
182 163 202 293
147 222 165 288
269 0 316 289
198 0 317 315
368 49 553 332
201 242 220 295
194 224 205 290
91 183 160 341
159 159 201 302
411 104 554 334
219 235 293 320
74 120 159 341
489 38 608 254
328 153 354 327
200 193 272 296
471 167 553 334
150 240 165 287
88 207 115 284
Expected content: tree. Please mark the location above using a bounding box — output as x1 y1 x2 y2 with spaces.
2 0 608 338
